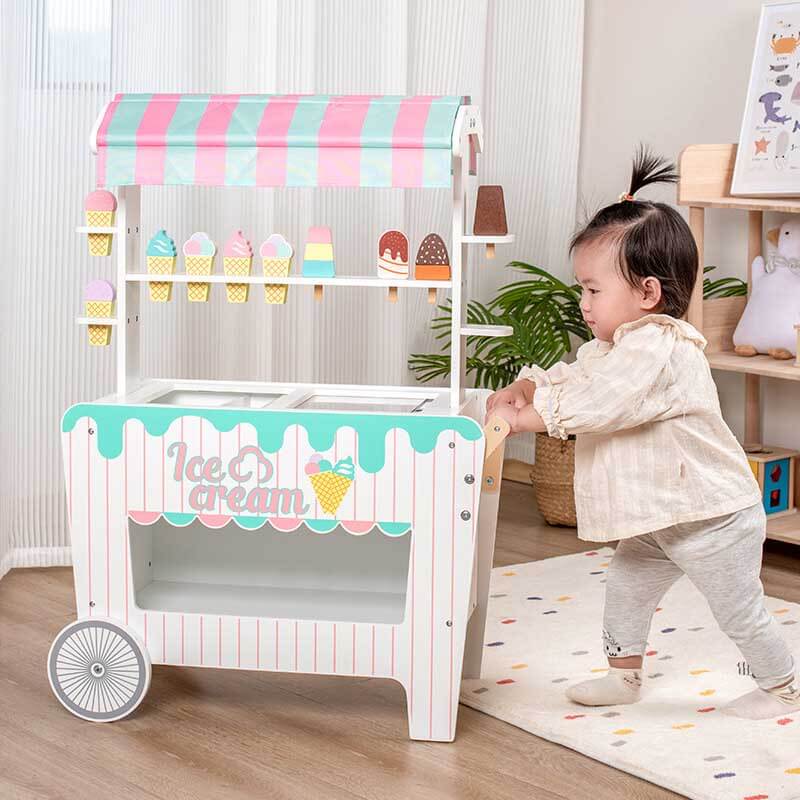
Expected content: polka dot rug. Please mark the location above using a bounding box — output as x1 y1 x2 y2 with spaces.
460 547 800 800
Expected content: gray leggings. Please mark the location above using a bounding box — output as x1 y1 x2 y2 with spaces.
602 502 795 690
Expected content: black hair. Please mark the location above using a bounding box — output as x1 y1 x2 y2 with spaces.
570 145 698 319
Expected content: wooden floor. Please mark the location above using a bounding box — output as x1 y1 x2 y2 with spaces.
2 481 799 800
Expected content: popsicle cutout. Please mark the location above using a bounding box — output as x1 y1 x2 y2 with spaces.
473 185 508 259
146 230 177 302
223 231 253 303
84 190 117 256
85 279 115 346
260 234 293 305
183 232 216 302
377 230 409 280
303 226 334 302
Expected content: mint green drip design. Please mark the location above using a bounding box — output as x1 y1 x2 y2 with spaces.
62 404 482 473
158 512 411 536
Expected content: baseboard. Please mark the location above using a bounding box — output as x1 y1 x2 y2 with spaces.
503 458 534 485
0 546 72 581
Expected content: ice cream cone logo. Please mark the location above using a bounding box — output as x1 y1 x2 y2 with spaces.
84 190 117 256
305 454 355 515
223 230 253 303
84 279 115 346
183 232 216 302
146 230 177 302
259 234 294 304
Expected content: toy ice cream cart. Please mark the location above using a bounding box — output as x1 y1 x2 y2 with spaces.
52 94 515 741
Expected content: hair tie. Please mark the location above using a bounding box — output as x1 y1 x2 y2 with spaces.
618 192 635 202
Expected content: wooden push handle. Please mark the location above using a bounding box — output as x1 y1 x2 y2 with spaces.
482 416 510 494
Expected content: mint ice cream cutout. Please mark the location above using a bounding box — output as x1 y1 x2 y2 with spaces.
306 453 354 515
146 230 177 302
260 233 294 305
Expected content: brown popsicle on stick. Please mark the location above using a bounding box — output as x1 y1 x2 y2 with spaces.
473 185 508 260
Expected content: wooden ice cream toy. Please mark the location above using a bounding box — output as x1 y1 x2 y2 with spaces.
61 94 514 741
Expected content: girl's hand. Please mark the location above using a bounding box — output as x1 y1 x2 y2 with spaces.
486 379 535 415
490 402 519 431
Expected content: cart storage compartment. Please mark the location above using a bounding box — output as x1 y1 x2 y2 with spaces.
128 515 411 624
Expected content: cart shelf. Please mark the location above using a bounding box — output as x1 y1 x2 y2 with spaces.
76 225 121 234
76 315 117 326
462 234 515 245
460 324 513 337
136 581 406 625
125 273 453 289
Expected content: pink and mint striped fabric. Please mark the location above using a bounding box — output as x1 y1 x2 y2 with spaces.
95 94 464 189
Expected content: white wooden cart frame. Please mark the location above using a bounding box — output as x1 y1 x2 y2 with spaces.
54 96 514 742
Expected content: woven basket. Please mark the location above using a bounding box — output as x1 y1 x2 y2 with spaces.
530 432 577 527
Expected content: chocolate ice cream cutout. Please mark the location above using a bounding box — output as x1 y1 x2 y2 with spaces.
473 185 508 259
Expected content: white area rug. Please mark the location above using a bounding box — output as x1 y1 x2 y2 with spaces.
460 548 800 800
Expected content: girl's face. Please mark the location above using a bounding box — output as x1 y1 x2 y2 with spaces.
573 238 663 342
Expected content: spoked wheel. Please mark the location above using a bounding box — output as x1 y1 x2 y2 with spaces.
47 618 151 722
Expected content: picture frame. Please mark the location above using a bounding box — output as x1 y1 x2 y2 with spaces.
732 1 800 196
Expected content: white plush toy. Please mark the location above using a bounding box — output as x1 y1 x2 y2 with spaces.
733 219 800 359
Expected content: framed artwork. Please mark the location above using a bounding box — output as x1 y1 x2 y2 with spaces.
732 2 800 196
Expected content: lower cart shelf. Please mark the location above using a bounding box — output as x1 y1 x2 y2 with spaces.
129 513 412 626
136 580 405 624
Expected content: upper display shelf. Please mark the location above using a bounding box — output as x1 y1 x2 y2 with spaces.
91 94 482 190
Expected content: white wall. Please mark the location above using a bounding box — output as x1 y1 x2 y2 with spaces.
578 0 800 451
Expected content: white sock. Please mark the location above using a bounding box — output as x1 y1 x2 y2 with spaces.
566 667 642 707
721 678 800 720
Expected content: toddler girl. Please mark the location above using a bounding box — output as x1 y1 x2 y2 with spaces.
487 148 800 720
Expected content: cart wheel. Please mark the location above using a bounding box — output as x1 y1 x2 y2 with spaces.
47 618 151 722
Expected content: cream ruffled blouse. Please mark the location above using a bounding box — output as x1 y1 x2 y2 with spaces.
518 314 762 542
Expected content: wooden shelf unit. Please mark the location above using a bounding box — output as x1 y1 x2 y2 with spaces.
679 143 800 545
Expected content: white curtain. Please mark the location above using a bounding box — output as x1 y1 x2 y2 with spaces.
0 0 583 579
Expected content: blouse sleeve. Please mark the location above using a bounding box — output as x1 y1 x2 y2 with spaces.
529 324 680 439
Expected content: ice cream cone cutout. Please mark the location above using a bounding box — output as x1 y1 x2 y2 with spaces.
306 454 355 515
223 231 253 303
84 279 115 346
259 234 293 304
182 232 216 302
146 230 177 302
84 190 117 256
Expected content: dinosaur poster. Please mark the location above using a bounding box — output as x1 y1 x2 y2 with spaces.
733 2 800 195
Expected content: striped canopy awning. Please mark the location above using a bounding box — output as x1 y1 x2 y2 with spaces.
94 93 465 189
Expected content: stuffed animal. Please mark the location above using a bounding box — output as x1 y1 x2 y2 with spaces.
732 219 800 359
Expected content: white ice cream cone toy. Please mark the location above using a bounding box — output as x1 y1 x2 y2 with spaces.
84 279 115 346
259 234 293 304
84 190 117 256
223 230 253 303
305 455 355 515
146 229 177 302
182 232 216 302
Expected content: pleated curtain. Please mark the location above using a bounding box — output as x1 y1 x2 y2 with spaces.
0 0 584 578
